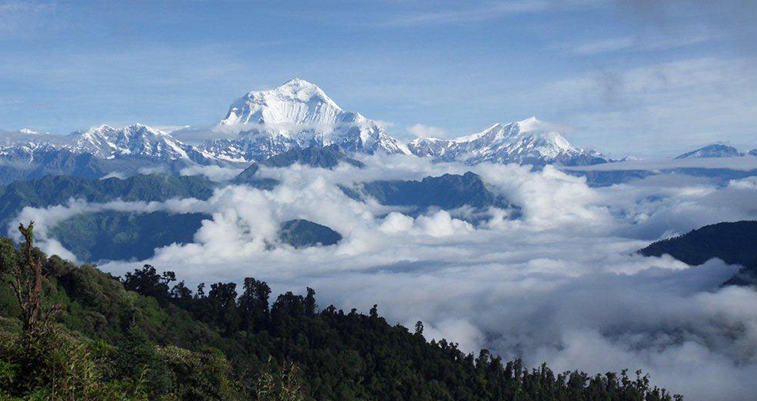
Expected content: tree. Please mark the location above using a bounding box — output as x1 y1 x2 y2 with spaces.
238 277 271 331
304 288 316 316
2 222 52 331
414 321 424 336
121 265 176 301
209 282 240 335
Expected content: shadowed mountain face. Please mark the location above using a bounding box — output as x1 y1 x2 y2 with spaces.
279 219 342 248
49 211 209 262
259 145 364 169
233 145 363 187
341 172 519 221
638 221 757 287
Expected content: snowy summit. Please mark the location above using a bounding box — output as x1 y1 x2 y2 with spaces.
408 117 609 166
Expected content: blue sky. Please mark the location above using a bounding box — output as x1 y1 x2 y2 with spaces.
1 0 755 157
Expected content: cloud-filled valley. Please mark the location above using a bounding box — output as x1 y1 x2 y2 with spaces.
9 154 757 400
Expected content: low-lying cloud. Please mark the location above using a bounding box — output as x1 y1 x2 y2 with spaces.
13 155 757 400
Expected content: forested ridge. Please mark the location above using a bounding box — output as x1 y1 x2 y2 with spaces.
638 220 757 287
0 223 682 400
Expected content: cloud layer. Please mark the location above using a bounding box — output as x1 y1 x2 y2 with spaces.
12 156 757 400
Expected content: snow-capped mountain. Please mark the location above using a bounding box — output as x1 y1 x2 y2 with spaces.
0 124 216 165
70 124 209 162
408 117 609 166
200 78 410 161
0 79 617 181
675 144 744 159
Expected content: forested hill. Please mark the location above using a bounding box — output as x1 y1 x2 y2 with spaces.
0 227 681 400
638 221 757 287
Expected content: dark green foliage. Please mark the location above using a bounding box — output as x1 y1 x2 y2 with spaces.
279 219 342 248
0 174 215 235
638 220 757 287
342 172 520 220
49 211 209 262
0 232 681 400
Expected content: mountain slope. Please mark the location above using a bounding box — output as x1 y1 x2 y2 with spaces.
279 219 342 248
408 117 609 166
342 172 520 221
675 144 744 159
232 145 363 187
0 244 681 401
71 124 213 164
200 79 410 161
0 125 227 185
0 174 216 234
0 124 216 165
49 211 209 262
637 221 757 287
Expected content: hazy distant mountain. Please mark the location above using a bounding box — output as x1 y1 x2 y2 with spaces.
675 144 744 159
408 117 610 166
342 171 520 221
232 145 363 188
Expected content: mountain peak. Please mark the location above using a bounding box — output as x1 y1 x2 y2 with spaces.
280 77 317 88
675 144 744 159
407 117 609 166
220 78 343 127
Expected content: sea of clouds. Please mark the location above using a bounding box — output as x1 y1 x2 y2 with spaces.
11 155 757 400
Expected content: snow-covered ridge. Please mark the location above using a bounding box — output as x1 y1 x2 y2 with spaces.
408 117 609 166
0 124 212 164
71 123 194 161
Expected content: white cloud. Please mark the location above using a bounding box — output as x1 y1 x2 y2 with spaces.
407 123 450 138
180 164 243 182
12 155 757 400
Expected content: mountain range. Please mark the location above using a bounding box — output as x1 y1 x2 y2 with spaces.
0 79 613 185
408 117 609 166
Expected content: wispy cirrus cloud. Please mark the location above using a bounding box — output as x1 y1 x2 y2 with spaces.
0 1 59 38
381 0 551 27
571 32 723 55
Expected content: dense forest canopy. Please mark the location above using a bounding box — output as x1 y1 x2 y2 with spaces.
0 223 681 400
